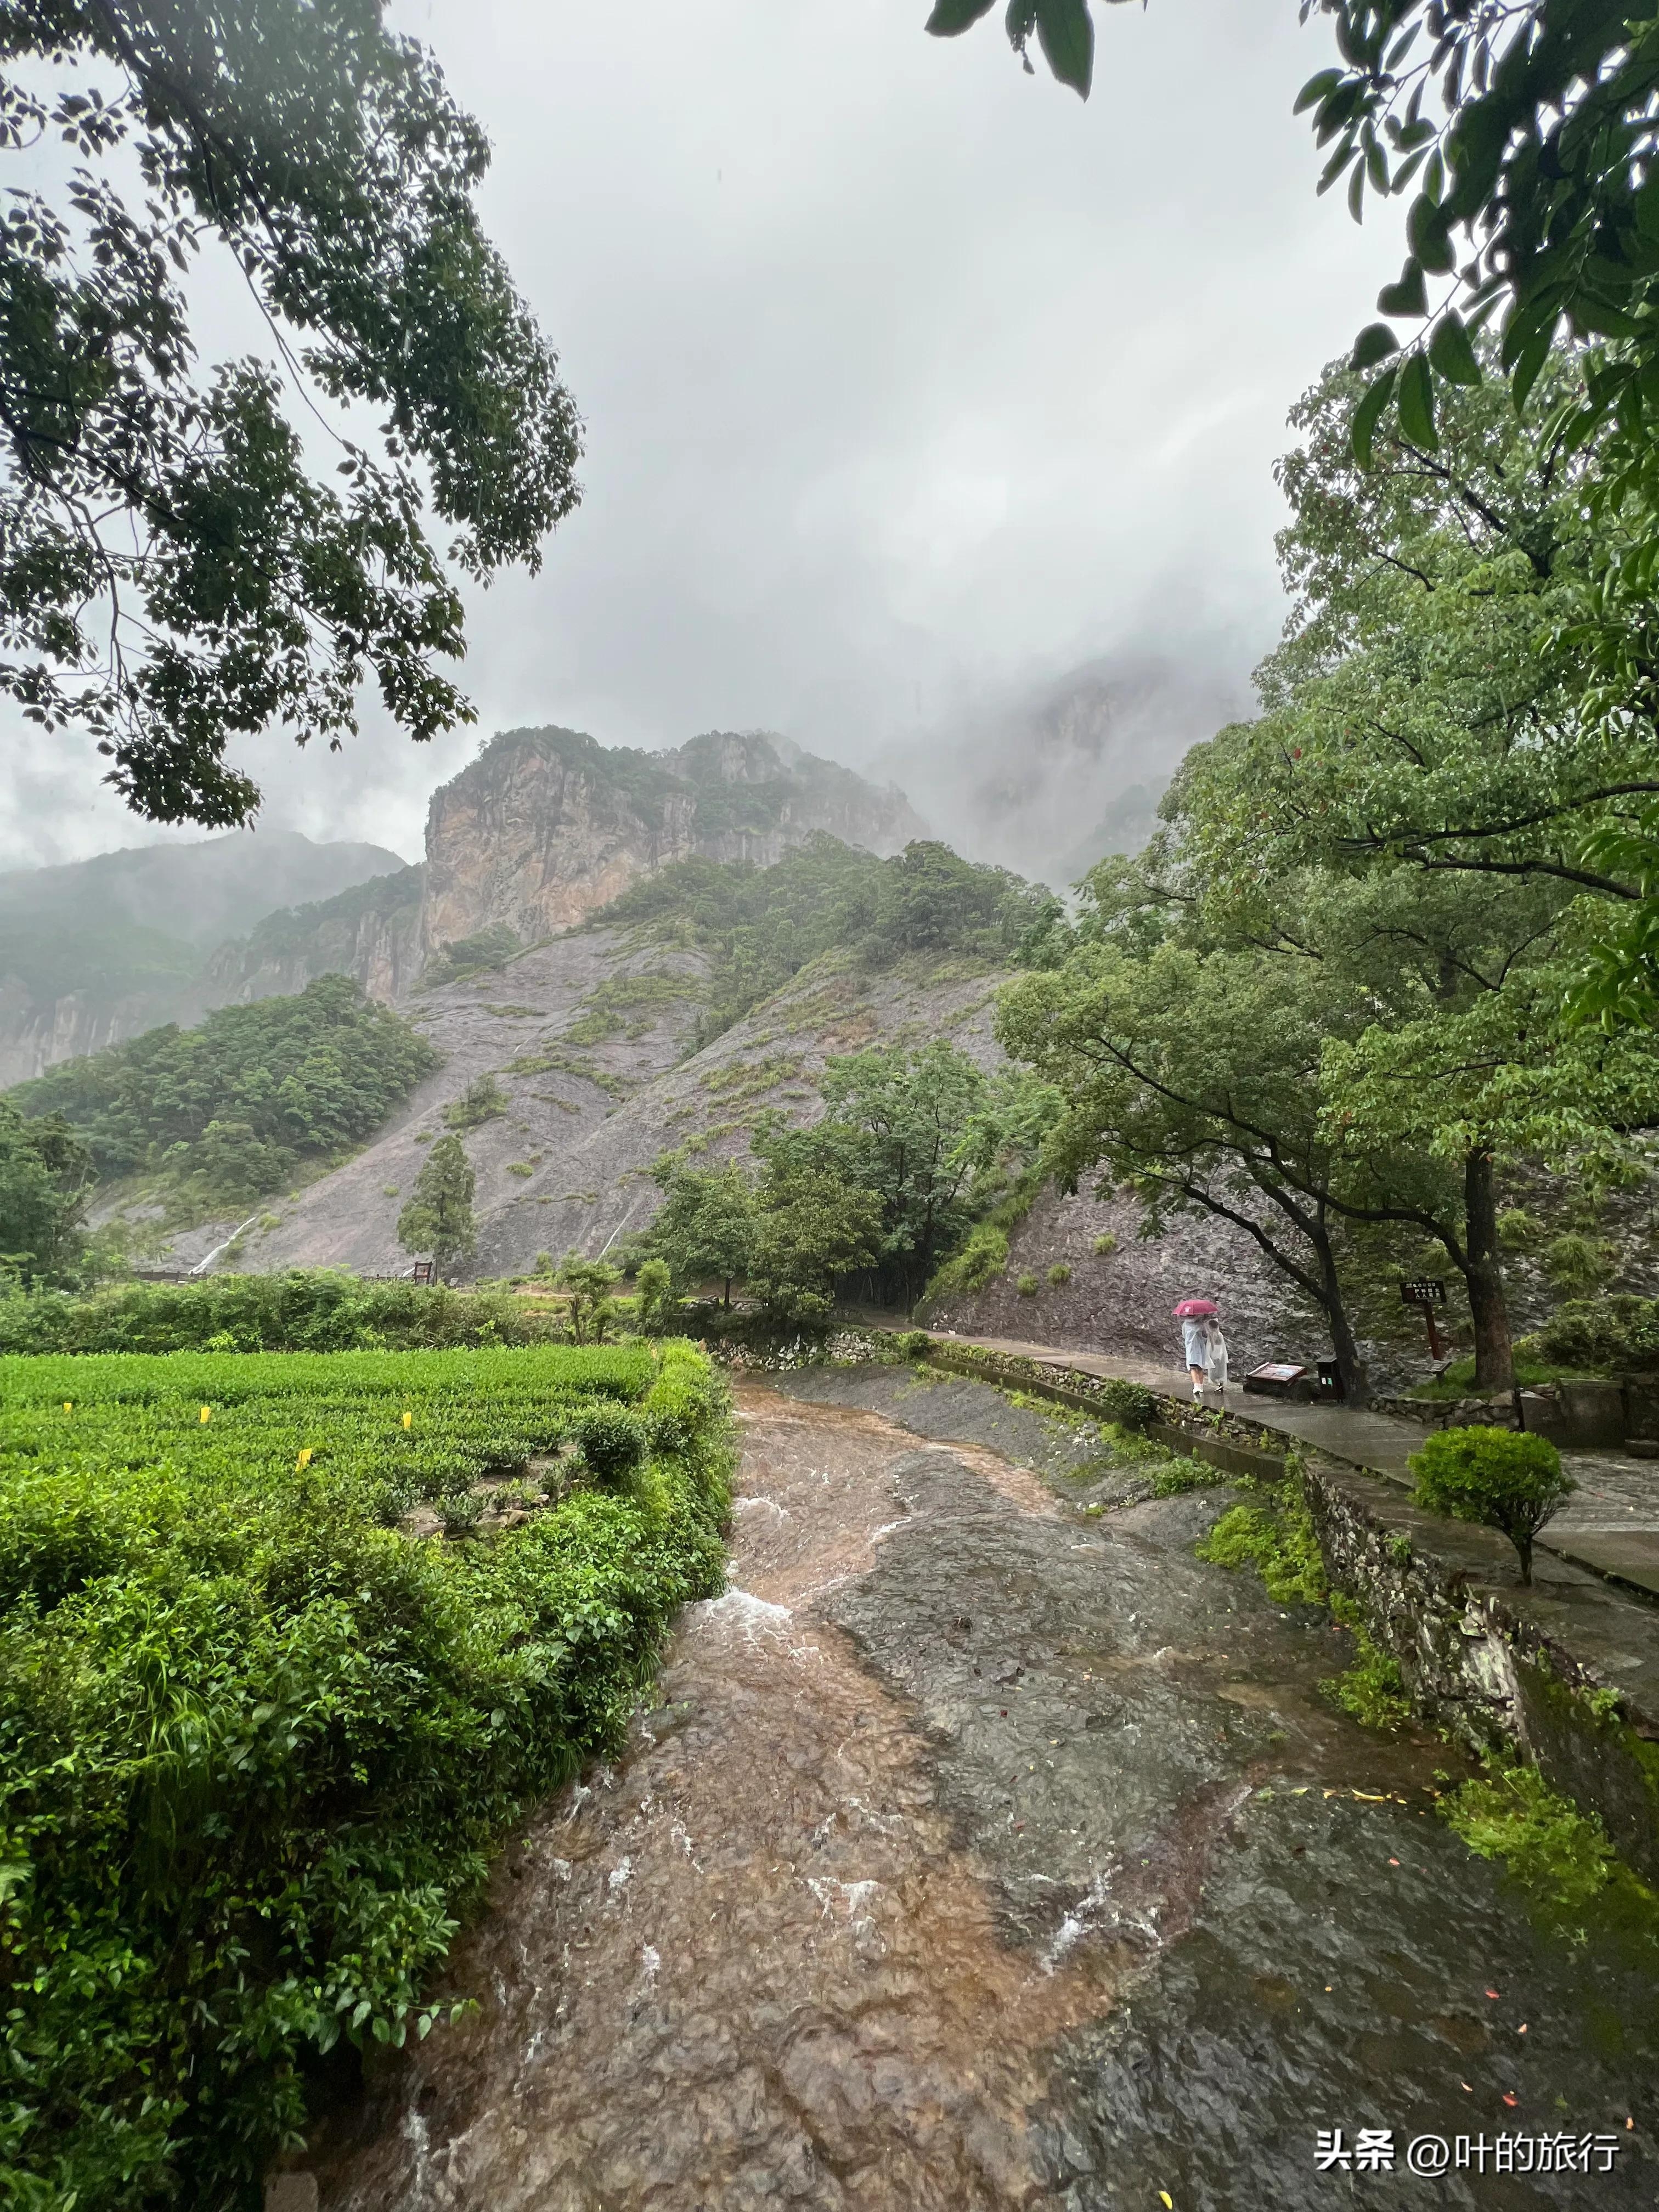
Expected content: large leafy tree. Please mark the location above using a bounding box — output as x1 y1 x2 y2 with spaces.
927 0 1659 454
925 2 1659 1021
2 0 581 826
0 1098 90 1283
648 1158 757 1306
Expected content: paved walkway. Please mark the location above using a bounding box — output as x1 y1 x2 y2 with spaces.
938 1331 1659 1602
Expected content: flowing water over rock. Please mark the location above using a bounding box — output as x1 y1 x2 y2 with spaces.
311 1384 1657 2210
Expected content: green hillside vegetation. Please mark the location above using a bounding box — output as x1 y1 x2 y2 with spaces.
0 914 199 1009
0 1339 730 2206
601 833 1064 1045
227 861 425 965
8 976 439 1225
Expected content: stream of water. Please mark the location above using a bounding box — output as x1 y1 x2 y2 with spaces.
310 1381 1657 2211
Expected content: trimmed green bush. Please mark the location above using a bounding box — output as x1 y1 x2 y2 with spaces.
1092 1232 1118 1256
1096 1378 1161 1432
572 1401 649 1486
1016 1273 1040 1297
1410 1424 1575 1584
1047 1262 1071 1286
894 1328 933 1359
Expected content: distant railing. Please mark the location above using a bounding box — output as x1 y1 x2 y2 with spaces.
126 1261 439 1286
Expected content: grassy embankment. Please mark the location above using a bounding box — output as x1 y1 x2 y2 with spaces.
0 1336 732 2208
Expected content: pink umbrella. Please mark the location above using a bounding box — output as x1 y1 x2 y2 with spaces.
1172 1298 1218 1319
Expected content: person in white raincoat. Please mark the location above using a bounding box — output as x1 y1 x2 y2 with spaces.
1181 1311 1228 1405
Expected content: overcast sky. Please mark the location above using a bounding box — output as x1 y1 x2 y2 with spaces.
0 0 1404 872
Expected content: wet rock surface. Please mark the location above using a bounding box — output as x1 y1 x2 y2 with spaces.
309 1384 1657 2210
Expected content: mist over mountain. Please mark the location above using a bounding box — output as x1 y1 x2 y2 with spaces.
881 653 1248 885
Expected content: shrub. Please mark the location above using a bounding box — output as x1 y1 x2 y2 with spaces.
1542 1232 1613 1297
1047 1262 1071 1286
921 1220 1008 1302
437 1488 486 1534
444 1074 512 1132
507 1161 534 1178
1197 1471 1327 1606
1092 1232 1118 1256
894 1328 933 1359
634 1257 675 1333
1016 1273 1039 1297
557 1251 621 1344
1410 1425 1575 1584
1533 1294 1659 1375
573 1401 649 1487
1095 1378 1161 1431
1496 1207 1542 1251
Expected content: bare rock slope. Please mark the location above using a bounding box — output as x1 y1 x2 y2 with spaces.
238 936 1003 1279
231 929 1330 1373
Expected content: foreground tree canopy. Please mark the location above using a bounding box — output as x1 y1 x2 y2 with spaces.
928 0 1659 454
1001 343 1659 1400
1 0 582 825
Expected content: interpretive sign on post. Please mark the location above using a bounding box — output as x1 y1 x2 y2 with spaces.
1401 1277 1448 1360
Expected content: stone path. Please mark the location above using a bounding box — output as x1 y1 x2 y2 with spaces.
939 1331 1659 1602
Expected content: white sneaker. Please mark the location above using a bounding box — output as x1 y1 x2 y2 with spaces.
1192 1384 1204 1404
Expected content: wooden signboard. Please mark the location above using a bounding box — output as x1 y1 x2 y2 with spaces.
1400 1276 1447 1357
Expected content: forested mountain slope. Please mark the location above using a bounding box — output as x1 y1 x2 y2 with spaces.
0 831 404 1082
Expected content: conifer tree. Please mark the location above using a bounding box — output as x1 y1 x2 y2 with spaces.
397 1136 476 1279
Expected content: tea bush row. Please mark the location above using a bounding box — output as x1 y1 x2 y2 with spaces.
0 1340 732 2209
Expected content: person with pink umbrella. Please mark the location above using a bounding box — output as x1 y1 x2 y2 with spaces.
1175 1297 1227 1407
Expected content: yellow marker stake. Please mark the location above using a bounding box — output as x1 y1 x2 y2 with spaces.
200 1406 211 1424
297 1448 313 1471
403 1410 413 1430
63 1402 71 1414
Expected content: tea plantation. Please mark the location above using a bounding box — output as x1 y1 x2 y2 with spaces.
0 1341 733 2208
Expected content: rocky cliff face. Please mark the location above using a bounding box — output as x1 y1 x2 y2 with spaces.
420 726 927 956
201 866 426 1011
0 976 202 1090
1 730 927 1081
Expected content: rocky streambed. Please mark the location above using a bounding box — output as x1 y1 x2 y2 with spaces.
309 1377 1657 2210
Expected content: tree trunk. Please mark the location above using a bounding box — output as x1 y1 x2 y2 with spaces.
1463 1148 1514 1393
1311 1209 1370 1408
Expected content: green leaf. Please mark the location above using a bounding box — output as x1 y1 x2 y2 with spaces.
1406 193 1457 272
1350 365 1398 469
1034 0 1093 94
1351 322 1399 371
1294 67 1344 115
1427 311 1482 386
1397 352 1438 448
924 0 997 30
1510 328 1553 415
1348 156 1367 222
1378 257 1428 318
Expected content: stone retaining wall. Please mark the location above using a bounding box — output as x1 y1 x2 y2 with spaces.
1303 1454 1659 1883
